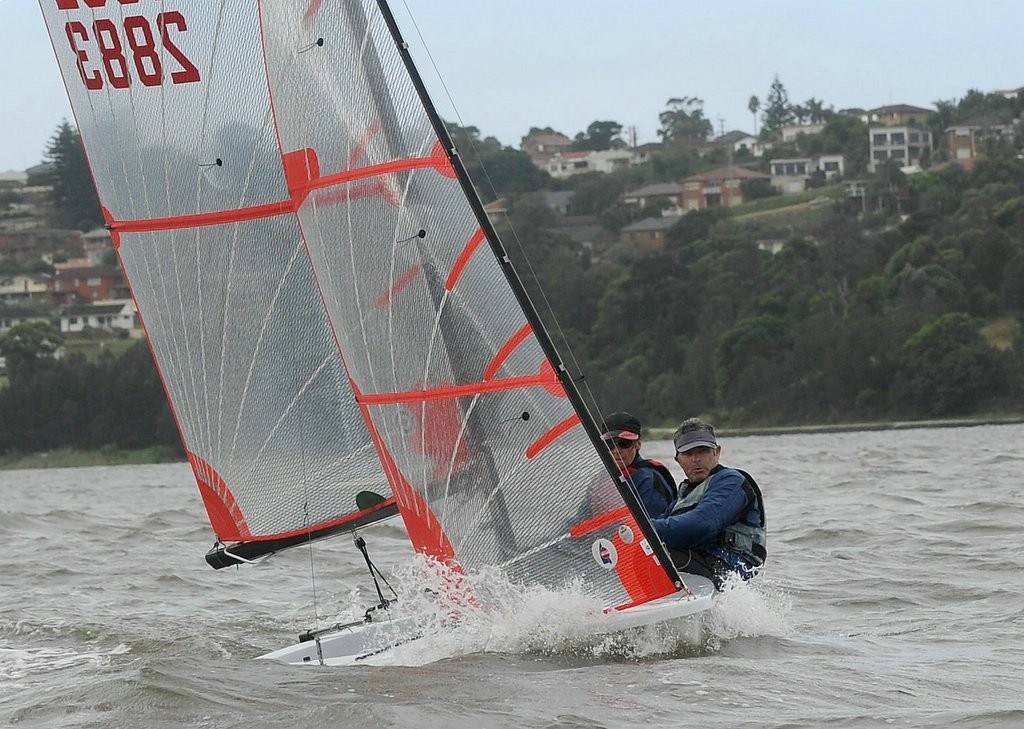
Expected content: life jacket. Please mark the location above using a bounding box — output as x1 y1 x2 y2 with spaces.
670 466 766 566
626 457 678 505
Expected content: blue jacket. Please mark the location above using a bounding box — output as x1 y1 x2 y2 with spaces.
651 465 765 573
625 456 677 518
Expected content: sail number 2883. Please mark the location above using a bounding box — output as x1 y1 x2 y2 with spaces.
56 1 200 90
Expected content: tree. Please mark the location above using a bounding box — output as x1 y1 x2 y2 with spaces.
761 75 794 136
0 322 64 382
573 120 623 151
658 97 713 143
747 95 760 136
894 313 1006 415
467 147 550 202
803 97 831 124
45 120 103 231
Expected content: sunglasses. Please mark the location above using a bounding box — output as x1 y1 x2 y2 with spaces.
607 437 637 450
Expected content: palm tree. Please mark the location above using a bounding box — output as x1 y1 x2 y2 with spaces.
748 95 760 136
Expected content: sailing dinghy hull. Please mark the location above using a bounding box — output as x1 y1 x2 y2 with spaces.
258 574 715 666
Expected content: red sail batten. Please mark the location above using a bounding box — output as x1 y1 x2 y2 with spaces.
103 145 450 234
483 322 532 381
376 264 423 309
445 227 487 291
359 371 558 405
525 413 580 459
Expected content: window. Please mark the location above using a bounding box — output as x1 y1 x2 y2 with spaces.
823 161 839 172
910 132 920 142
891 133 905 145
891 149 906 159
873 150 888 161
873 133 888 145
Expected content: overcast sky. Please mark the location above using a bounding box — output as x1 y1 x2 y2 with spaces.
3 1 1023 172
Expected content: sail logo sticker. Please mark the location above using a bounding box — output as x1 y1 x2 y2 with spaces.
617 524 634 544
592 539 617 569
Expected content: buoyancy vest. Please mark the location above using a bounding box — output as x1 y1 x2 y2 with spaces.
626 457 678 505
670 466 767 566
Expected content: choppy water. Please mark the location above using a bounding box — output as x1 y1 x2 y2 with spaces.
2 424 1023 728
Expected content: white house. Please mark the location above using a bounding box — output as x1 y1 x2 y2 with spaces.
869 125 932 173
769 155 846 193
59 300 137 334
0 274 50 303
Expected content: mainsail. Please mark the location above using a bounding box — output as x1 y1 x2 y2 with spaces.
40 0 683 611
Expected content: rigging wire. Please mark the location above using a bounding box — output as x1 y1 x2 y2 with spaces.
396 0 608 426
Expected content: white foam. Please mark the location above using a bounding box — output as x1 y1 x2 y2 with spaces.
320 556 719 664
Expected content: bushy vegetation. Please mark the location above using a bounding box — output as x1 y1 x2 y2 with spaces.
0 330 181 456
504 150 1024 427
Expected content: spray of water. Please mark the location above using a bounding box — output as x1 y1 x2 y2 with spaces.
318 558 791 665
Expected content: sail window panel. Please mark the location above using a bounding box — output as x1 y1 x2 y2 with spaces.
39 2 289 222
363 393 634 607
260 0 434 181
117 219 390 539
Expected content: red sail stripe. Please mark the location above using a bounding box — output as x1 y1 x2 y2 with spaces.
525 413 580 459
111 200 296 234
302 0 323 28
483 322 532 381
375 264 422 309
289 154 450 197
445 227 487 291
359 372 557 405
569 506 631 539
106 150 449 234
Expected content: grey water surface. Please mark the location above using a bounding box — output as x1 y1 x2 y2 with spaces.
2 424 1022 728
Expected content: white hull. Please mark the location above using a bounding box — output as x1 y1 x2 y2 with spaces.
259 574 716 666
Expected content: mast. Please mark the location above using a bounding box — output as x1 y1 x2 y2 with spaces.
373 1 681 587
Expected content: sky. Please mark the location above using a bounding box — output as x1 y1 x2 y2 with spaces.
3 1 1024 173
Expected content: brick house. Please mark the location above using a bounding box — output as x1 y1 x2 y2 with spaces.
50 264 129 304
680 166 771 211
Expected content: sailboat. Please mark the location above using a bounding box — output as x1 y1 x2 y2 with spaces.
40 0 714 665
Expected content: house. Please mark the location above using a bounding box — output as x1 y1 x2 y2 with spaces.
482 197 508 224
843 179 871 213
0 304 50 335
680 166 771 211
0 169 28 191
544 150 592 177
521 132 574 166
769 155 845 193
622 182 683 216
552 215 610 250
543 191 575 216
543 148 640 178
81 227 115 265
0 274 50 303
869 104 932 127
944 119 1018 167
780 122 827 143
869 126 932 173
58 299 137 334
50 264 129 304
0 228 82 261
620 216 678 249
702 131 769 158
993 86 1024 99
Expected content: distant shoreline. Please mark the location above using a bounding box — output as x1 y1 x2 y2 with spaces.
647 415 1024 440
3 416 1022 471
